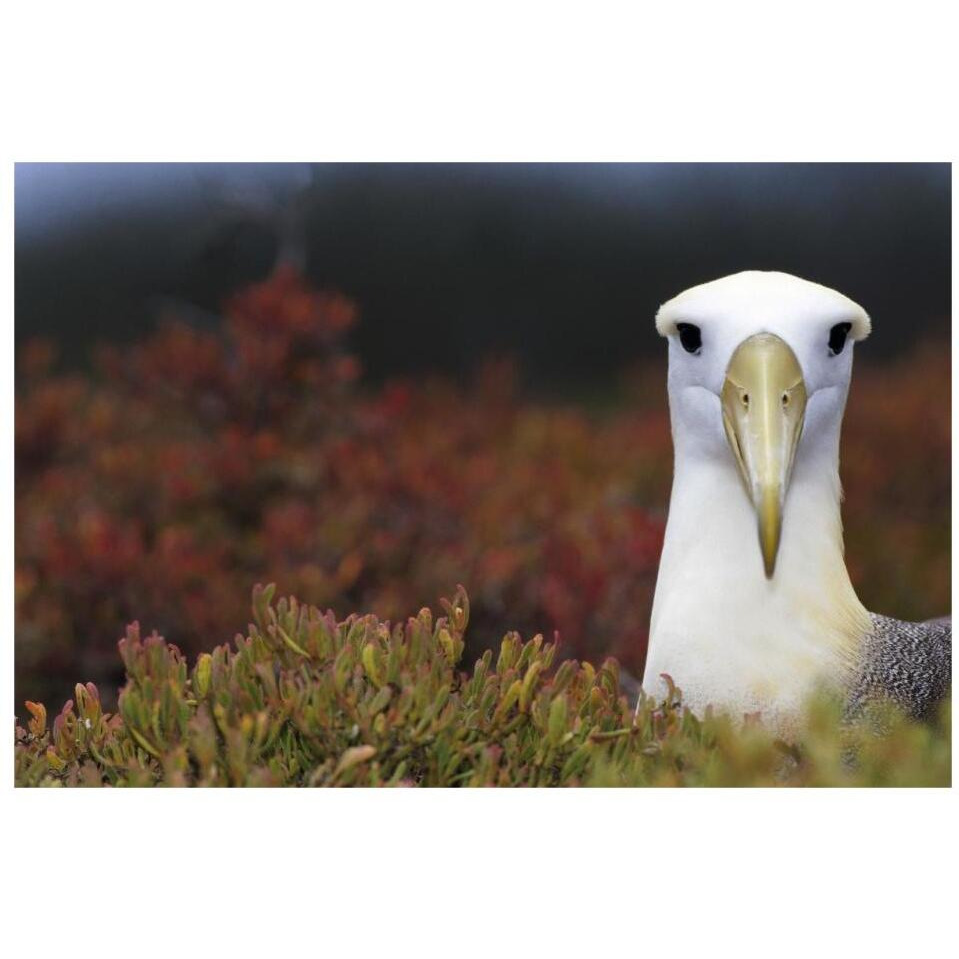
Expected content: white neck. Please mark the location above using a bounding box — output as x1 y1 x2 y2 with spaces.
643 402 870 725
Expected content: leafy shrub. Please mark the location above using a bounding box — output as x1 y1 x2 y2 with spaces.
15 269 668 709
841 341 952 619
14 586 951 787
15 268 951 714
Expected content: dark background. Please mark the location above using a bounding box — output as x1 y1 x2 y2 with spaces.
15 163 951 388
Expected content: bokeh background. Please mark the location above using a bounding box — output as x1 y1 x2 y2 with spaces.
15 163 951 710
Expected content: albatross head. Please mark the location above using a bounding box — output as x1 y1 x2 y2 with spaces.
645 271 873 721
656 270 870 577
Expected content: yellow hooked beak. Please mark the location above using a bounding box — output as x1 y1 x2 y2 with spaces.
721 333 807 579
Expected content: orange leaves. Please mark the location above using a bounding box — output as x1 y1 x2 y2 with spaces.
24 701 46 737
226 264 357 339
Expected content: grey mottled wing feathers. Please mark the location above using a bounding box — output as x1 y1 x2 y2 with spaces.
847 614 952 720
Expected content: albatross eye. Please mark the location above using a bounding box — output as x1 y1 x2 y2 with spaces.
828 322 852 356
676 323 702 354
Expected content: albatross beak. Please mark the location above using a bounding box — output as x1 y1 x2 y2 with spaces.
721 333 807 578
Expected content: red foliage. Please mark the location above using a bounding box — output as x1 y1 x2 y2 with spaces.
15 268 950 709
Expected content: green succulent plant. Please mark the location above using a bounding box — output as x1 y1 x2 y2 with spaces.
14 585 950 787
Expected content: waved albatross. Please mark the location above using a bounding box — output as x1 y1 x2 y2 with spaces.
641 271 950 726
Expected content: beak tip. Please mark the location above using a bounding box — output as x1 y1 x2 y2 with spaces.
759 506 781 580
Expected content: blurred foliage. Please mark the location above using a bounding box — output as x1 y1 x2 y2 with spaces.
14 586 950 787
15 268 950 713
840 341 952 619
